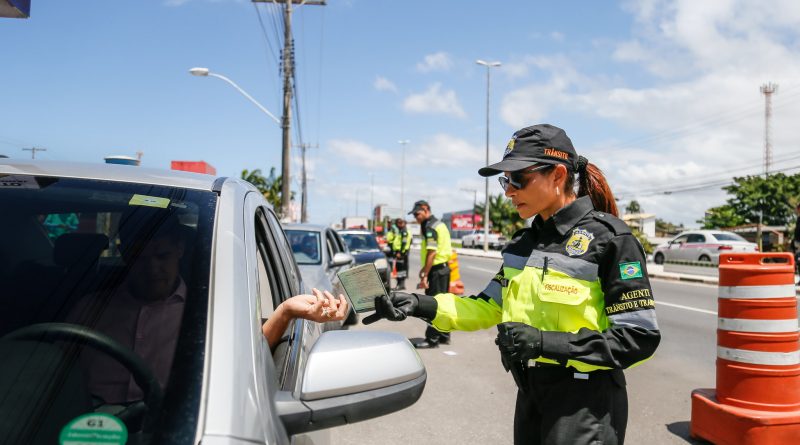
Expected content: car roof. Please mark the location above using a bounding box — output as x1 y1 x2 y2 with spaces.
338 229 373 234
284 223 330 232
0 159 221 191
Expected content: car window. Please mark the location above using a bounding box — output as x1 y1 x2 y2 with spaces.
686 234 705 243
673 235 689 244
254 215 276 320
256 209 292 305
285 229 323 265
712 232 747 242
262 210 302 296
340 232 380 251
0 175 216 443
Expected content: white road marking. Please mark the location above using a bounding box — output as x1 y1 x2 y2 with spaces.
657 301 717 315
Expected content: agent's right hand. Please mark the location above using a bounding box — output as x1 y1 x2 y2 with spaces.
362 292 417 324
363 291 438 324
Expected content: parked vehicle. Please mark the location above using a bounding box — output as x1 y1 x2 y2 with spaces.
284 223 357 326
653 230 759 265
338 229 391 290
0 160 426 445
461 229 507 249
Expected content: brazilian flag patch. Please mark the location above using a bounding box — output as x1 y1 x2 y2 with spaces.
619 261 643 280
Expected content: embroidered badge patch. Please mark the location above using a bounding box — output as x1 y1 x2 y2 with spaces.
619 261 643 280
503 137 516 158
565 228 594 256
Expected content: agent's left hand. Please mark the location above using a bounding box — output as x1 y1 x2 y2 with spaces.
495 322 543 363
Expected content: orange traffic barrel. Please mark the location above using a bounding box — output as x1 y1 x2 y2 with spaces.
716 253 800 411
691 252 800 444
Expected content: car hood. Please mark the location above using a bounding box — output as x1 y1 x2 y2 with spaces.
351 250 385 264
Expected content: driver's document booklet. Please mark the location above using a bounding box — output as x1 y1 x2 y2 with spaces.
337 263 388 313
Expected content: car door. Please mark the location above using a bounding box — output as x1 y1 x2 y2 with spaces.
685 233 706 261
667 234 690 261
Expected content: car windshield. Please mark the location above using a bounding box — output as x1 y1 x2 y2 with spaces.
340 232 380 252
0 174 216 444
286 230 322 265
712 232 747 242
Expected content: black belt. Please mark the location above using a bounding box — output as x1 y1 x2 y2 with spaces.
430 263 448 271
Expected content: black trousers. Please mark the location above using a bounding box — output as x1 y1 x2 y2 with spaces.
514 366 628 445
423 263 450 344
394 251 409 287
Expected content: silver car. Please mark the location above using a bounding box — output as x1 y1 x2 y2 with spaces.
653 229 759 265
284 223 356 327
0 160 426 445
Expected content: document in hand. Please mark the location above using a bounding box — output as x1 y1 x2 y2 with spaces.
337 263 389 313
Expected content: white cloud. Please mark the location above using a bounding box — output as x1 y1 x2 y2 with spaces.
550 31 565 42
495 1 800 225
416 52 453 72
403 83 466 118
326 139 394 169
411 134 484 167
373 76 398 93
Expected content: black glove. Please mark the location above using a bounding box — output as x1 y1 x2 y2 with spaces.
495 322 543 363
362 291 437 325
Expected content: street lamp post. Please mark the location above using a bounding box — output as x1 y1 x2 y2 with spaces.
189 67 291 216
398 139 410 212
476 59 501 252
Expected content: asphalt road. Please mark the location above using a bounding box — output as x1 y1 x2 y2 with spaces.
330 253 744 445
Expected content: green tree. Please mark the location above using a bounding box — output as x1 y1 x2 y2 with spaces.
631 228 653 254
698 173 800 228
625 200 642 214
241 167 292 217
475 193 526 238
655 218 684 236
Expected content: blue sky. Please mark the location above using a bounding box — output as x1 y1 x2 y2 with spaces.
3 0 800 227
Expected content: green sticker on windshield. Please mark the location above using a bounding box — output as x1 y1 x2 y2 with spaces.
59 413 128 445
129 194 170 208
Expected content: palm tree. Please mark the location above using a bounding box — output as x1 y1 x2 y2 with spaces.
241 167 290 217
474 193 525 238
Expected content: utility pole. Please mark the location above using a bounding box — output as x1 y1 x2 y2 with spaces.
397 139 410 212
253 0 325 220
476 59 501 252
22 147 46 159
760 82 778 175
369 173 375 229
297 142 317 223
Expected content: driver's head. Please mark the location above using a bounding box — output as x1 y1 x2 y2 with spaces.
118 209 186 302
396 218 406 229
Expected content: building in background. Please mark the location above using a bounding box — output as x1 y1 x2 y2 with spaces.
622 213 656 238
442 209 484 240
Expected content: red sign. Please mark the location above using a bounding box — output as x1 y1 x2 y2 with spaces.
451 214 482 230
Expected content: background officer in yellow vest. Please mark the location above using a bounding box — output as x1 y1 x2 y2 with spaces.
365 124 660 444
408 200 452 348
390 218 413 290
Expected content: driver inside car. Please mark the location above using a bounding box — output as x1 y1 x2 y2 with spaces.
67 210 188 407
68 209 350 409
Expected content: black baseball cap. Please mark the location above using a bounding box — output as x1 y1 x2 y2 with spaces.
408 199 429 215
478 124 578 177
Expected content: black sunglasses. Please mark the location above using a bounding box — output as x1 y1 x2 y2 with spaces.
498 164 553 191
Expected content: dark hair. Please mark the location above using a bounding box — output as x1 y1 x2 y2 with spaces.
564 156 618 217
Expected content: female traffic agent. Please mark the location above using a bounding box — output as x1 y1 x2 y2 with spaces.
363 124 660 445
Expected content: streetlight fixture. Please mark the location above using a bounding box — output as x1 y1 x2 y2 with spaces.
398 139 410 213
476 59 501 252
189 67 281 124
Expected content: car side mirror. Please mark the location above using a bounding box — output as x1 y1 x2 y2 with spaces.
275 330 426 435
330 252 354 267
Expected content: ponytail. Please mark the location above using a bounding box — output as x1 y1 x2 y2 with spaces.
576 156 618 216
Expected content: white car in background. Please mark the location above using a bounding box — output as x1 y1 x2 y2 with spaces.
653 230 759 265
461 230 507 249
